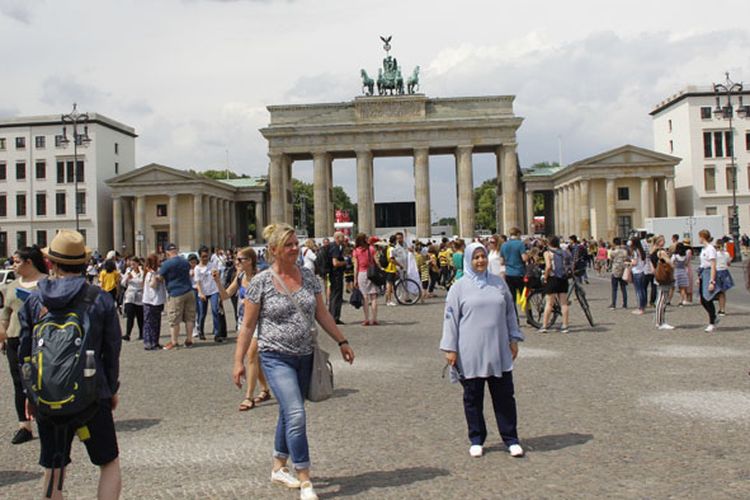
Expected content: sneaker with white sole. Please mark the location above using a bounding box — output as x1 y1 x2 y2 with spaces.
705 324 715 333
509 444 525 457
469 445 483 457
300 481 318 500
271 467 301 489
657 323 675 330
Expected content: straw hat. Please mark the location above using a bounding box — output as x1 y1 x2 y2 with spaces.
43 229 91 265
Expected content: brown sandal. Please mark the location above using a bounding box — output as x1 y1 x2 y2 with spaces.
253 390 271 404
238 398 256 411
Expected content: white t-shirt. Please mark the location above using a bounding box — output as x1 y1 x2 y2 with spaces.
194 262 219 296
301 247 317 272
487 249 502 276
699 244 717 269
716 250 731 271
143 271 167 306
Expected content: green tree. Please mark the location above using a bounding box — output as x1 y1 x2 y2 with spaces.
195 169 249 180
474 178 498 233
533 192 545 215
292 179 315 236
436 217 457 235
332 186 357 223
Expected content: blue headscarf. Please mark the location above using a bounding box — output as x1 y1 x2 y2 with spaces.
464 242 489 289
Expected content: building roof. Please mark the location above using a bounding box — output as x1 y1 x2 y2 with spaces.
0 112 137 137
219 177 267 188
522 162 564 178
650 85 750 116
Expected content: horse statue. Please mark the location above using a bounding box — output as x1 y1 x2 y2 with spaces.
407 65 420 94
360 69 374 96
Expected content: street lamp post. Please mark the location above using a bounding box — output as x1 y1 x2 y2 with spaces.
60 103 91 233
713 72 749 262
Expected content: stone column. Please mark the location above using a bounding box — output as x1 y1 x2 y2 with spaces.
135 195 146 256
313 152 330 237
640 178 651 224
255 200 265 242
356 150 375 236
283 155 293 225
571 182 581 236
501 144 519 232
580 179 591 237
123 197 134 254
563 185 571 237
269 152 284 224
455 146 474 238
413 148 430 238
193 194 203 249
648 178 655 220
326 156 334 235
224 200 231 248
217 198 226 248
665 176 677 217
229 201 236 247
525 189 534 234
202 195 211 248
112 197 123 255
606 178 617 242
210 196 218 249
169 194 179 248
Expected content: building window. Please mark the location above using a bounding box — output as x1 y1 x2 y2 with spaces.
0 162 5 181
726 166 737 191
55 135 65 148
703 132 713 158
66 161 74 182
114 142 119 154
617 187 630 200
0 195 6 217
76 192 86 215
35 161 46 179
746 132 750 151
713 131 724 158
56 193 66 215
15 137 25 149
76 160 84 183
56 161 65 183
35 136 46 149
36 192 46 216
16 231 27 249
36 230 47 247
706 206 717 215
0 138 5 150
701 107 712 119
668 119 672 133
725 131 734 157
156 204 167 217
65 160 85 183
704 167 716 192
16 193 26 216
15 162 25 180
115 162 119 174
669 140 674 154
617 215 633 239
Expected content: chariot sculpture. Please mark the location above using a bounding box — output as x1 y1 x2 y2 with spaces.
360 36 420 96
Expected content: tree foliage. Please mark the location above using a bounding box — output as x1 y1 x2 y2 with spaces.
290 179 356 236
195 169 249 180
474 178 498 233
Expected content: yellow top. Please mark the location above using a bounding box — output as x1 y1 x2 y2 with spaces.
99 270 120 292
384 247 397 274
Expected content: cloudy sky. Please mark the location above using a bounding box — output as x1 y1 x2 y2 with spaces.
2 0 749 218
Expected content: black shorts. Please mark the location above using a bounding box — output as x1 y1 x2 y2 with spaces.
385 272 398 284
545 276 569 295
37 399 119 468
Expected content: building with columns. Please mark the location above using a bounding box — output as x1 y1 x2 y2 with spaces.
260 94 524 239
522 145 680 241
105 163 268 255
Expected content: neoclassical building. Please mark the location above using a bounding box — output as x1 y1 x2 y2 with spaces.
261 94 524 239
523 145 681 240
106 163 267 255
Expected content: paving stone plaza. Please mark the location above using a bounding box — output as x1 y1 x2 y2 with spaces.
2 269 749 499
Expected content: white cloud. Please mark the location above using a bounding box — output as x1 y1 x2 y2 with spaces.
0 0 39 24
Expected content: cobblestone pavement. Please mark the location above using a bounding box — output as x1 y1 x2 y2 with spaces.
2 271 750 499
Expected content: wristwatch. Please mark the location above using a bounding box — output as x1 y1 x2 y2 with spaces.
338 340 349 347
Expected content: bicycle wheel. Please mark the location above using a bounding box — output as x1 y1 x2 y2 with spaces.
574 283 595 327
524 289 546 329
395 277 422 305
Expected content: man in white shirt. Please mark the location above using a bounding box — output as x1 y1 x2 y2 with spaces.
195 247 224 343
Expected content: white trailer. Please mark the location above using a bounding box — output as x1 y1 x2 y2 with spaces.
644 216 726 245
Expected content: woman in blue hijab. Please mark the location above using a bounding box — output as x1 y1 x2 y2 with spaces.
440 242 525 458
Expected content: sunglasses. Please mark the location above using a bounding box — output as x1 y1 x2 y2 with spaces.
441 363 464 381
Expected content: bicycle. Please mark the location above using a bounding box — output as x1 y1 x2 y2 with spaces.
393 270 422 305
525 270 594 329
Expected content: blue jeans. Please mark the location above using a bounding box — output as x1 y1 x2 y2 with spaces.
633 273 647 310
610 276 628 308
197 293 221 336
260 351 314 470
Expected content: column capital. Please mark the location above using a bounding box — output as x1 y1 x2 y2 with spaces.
354 149 372 159
413 146 430 156
455 145 474 154
312 150 331 160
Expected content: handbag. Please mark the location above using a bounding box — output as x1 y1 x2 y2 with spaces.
269 269 334 402
349 287 363 309
366 247 385 286
622 265 632 283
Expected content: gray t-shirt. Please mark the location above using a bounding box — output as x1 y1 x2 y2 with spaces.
247 267 322 356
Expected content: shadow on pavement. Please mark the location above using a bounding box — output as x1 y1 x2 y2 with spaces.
316 466 450 497
331 388 359 399
522 432 593 452
0 470 43 487
115 418 161 432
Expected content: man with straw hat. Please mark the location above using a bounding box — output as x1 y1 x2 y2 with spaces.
18 229 123 499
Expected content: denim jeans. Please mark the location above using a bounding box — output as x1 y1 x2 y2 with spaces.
610 276 628 308
260 351 314 470
460 372 519 447
633 273 647 310
197 293 221 336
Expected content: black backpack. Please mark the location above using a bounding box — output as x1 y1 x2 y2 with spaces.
378 247 390 269
314 247 328 276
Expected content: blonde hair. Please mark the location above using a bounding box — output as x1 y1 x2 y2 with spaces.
263 223 296 263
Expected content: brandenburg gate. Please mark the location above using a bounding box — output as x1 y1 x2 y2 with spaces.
260 38 524 238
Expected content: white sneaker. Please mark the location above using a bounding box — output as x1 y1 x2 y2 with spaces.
469 445 483 457
705 324 715 333
271 467 301 489
509 444 525 457
536 328 547 334
299 481 318 500
658 323 675 330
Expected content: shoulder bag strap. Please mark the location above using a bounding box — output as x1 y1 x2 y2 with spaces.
269 268 316 336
